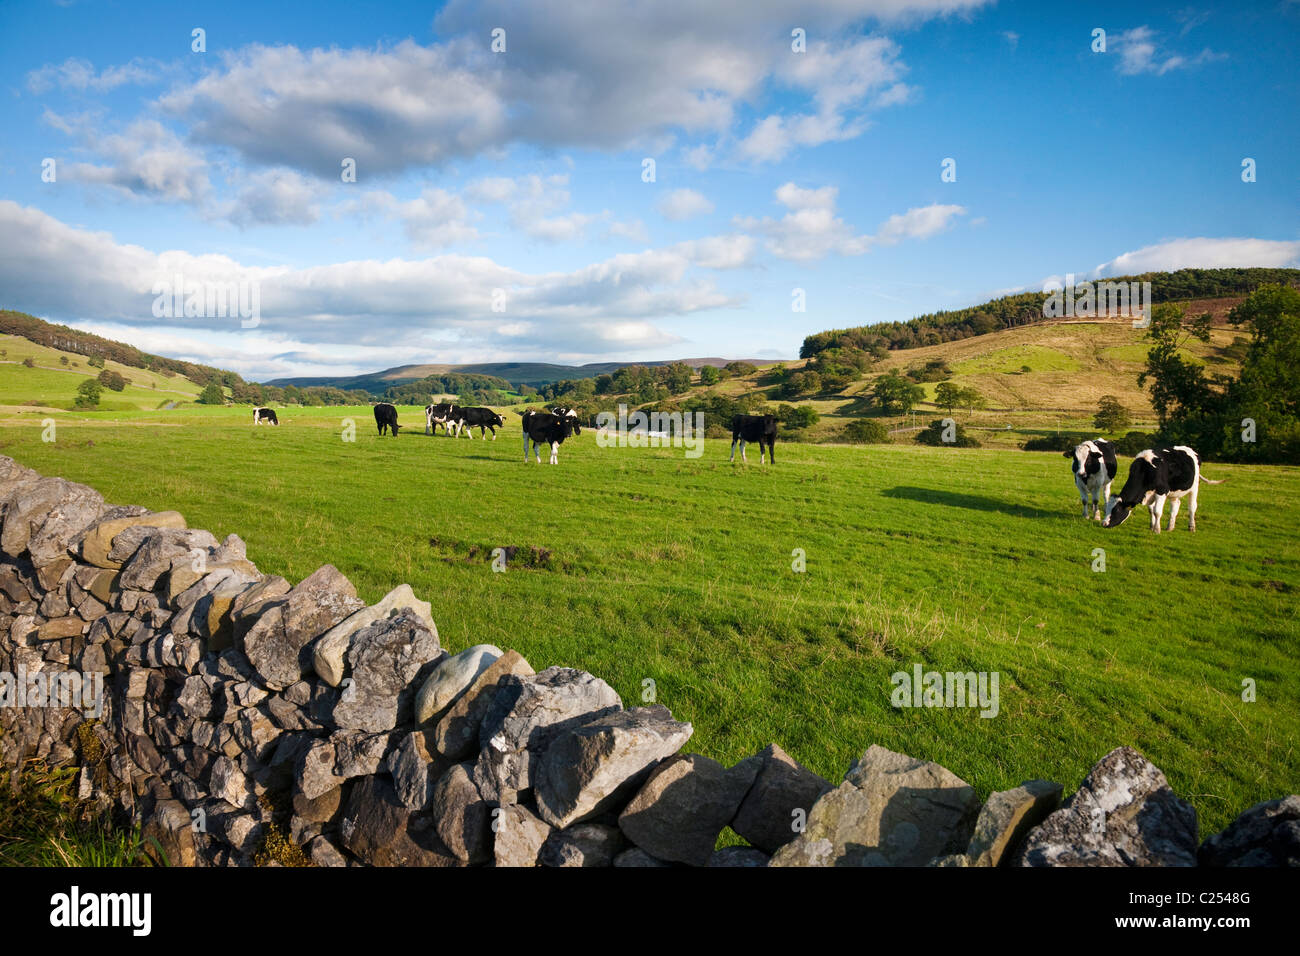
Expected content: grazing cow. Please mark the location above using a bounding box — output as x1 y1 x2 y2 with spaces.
522 410 580 464
1103 445 1225 532
374 403 400 437
1064 439 1117 519
455 406 506 439
425 403 459 435
252 407 279 426
730 414 777 464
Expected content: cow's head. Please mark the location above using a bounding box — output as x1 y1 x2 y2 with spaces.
490 411 505 427
1102 451 1165 528
1065 442 1100 480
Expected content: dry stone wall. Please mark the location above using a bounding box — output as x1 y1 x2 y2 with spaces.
0 455 1295 867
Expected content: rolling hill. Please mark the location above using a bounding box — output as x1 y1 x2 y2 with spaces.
264 357 784 392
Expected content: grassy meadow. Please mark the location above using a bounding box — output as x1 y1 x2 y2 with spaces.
2 400 1297 837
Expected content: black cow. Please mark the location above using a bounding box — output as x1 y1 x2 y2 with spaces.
455 406 506 439
522 410 580 464
253 407 279 426
730 414 777 464
1064 439 1117 519
374 403 400 437
1103 445 1224 532
425 403 459 435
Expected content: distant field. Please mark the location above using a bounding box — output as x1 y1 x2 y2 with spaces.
3 400 1297 836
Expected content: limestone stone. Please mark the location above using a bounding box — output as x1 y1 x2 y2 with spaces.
539 823 624 867
730 743 833 853
433 650 533 759
331 610 442 732
618 753 759 866
473 666 622 800
1012 747 1198 867
414 643 502 724
493 804 553 868
533 705 693 829
311 583 436 687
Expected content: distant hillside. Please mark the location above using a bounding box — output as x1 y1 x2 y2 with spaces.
0 332 205 412
265 357 783 392
0 309 239 389
802 267 1300 355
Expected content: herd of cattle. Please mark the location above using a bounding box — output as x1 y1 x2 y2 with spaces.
251 403 1222 530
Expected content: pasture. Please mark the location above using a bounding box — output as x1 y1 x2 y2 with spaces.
2 402 1297 835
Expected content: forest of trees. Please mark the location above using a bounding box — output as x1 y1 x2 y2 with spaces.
381 372 523 406
1140 284 1299 463
800 268 1300 357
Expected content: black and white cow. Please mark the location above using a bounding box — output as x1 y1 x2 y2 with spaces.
1103 445 1224 532
424 403 459 435
730 414 777 464
374 403 400 437
522 409 580 464
1064 438 1117 519
253 407 279 426
455 406 506 439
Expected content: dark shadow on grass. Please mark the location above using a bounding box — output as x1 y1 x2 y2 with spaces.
881 486 1056 519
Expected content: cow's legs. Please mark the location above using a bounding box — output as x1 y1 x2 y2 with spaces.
490 427 496 440
1150 495 1166 533
1097 482 1112 520
1167 497 1182 532
729 437 738 462
767 439 775 464
550 441 559 465
740 439 747 463
1187 484 1199 532
533 440 543 464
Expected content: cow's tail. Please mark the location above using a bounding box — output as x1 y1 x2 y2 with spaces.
1199 472 1226 485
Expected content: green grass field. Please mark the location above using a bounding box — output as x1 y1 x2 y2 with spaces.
3 401 1297 837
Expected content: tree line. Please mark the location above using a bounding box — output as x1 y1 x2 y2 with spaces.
800 268 1300 357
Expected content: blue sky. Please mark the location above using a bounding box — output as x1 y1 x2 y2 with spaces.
0 0 1296 381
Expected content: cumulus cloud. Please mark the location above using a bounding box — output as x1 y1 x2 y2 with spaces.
147 1 987 178
219 168 328 227
1092 237 1300 276
0 201 742 363
58 118 211 204
736 34 911 162
656 188 715 221
736 182 964 261
341 188 479 249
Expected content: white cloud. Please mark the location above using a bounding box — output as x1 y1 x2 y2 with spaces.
737 184 965 260
1115 26 1226 76
0 201 742 363
1092 238 1300 276
674 234 757 270
58 118 211 204
657 188 715 221
220 168 327 227
342 188 480 249
147 2 988 178
605 219 650 243
873 203 966 245
26 57 160 94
